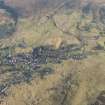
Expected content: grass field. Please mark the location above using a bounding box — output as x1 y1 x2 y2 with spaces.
0 7 105 105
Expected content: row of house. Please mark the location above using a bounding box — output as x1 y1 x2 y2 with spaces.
32 44 86 62
0 44 87 69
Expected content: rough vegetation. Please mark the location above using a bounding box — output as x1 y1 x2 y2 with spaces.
0 0 105 105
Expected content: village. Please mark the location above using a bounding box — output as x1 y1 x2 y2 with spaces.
0 44 87 69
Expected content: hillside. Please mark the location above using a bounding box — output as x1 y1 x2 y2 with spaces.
0 0 105 105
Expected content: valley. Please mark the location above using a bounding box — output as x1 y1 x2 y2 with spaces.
0 0 105 105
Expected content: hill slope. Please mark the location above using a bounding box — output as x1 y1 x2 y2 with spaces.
0 0 105 105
